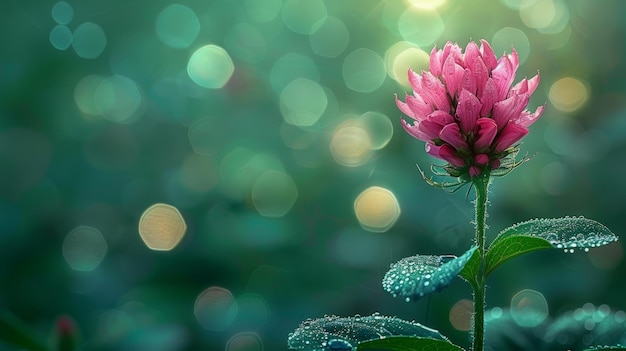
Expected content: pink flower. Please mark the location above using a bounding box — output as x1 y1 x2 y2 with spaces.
397 40 544 179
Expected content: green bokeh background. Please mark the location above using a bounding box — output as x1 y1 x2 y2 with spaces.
2 0 626 350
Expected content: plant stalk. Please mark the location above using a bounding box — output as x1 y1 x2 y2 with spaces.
472 175 489 351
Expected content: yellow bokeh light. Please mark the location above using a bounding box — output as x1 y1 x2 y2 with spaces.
330 119 372 167
407 0 447 10
354 186 401 233
138 203 187 251
385 42 430 87
549 77 588 112
449 299 473 331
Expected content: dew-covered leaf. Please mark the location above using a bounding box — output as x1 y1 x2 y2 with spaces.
357 336 463 351
484 235 553 277
493 216 618 252
382 247 477 302
582 347 626 351
458 248 480 289
484 216 618 277
287 313 448 351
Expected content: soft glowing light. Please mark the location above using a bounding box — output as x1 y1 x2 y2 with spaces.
49 25 73 50
94 75 143 123
235 294 271 327
270 53 320 94
62 226 107 271
407 0 448 9
519 0 556 29
358 111 393 150
187 45 234 89
75 75 105 116
329 119 372 167
251 171 298 218
138 203 187 251
245 0 282 23
309 17 349 58
354 186 401 233
155 4 200 49
51 1 74 25
281 0 327 35
549 77 588 112
510 289 549 327
492 27 531 65
226 332 264 351
397 8 444 46
72 22 107 59
279 78 327 127
449 299 473 331
385 42 430 86
194 286 238 331
343 48 386 93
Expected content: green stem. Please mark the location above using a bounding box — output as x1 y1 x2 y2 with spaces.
472 175 489 351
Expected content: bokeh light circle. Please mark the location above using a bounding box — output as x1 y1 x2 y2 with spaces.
354 186 401 232
62 226 108 271
309 17 349 58
270 53 320 94
187 45 234 89
385 42 430 86
194 286 238 331
226 332 263 351
51 1 74 25
138 203 187 251
397 8 444 46
72 22 107 59
279 78 327 127
245 0 282 23
155 4 200 49
510 289 549 327
50 25 73 50
94 75 143 123
281 0 327 35
343 48 386 93
549 77 588 112
492 27 530 65
449 299 473 331
75 75 105 116
358 111 393 149
408 0 448 9
251 171 298 218
330 119 372 167
235 294 271 327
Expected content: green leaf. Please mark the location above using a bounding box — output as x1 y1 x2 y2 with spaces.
382 247 477 302
287 313 448 350
0 310 48 351
484 216 619 277
358 336 463 351
484 235 553 277
458 248 480 289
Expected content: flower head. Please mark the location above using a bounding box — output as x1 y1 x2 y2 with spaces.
397 40 543 183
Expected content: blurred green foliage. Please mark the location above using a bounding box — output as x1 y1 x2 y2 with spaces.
1 0 626 349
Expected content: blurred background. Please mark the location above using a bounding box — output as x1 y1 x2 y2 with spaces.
1 0 626 349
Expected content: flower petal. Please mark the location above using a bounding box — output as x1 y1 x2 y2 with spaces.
462 68 477 96
421 72 450 111
474 118 498 150
396 94 416 119
419 111 454 140
429 45 443 76
456 89 482 133
492 93 529 129
480 78 497 117
492 53 518 100
473 58 489 99
464 41 480 69
479 39 497 70
406 94 432 120
401 118 430 142
439 123 468 150
494 123 528 151
516 105 545 128
442 54 464 98
526 74 540 96
438 144 466 167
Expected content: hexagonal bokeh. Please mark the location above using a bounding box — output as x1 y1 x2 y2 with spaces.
138 203 187 250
